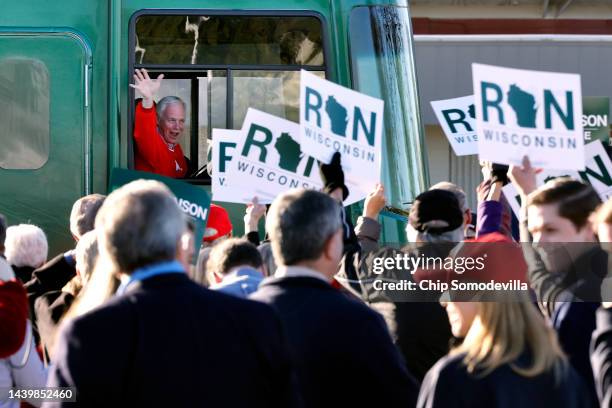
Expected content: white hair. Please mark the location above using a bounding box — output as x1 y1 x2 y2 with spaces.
5 224 48 268
157 96 185 119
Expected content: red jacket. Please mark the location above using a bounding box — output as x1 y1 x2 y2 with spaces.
0 280 28 358
134 102 188 178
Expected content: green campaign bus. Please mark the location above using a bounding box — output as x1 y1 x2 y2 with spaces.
0 0 427 254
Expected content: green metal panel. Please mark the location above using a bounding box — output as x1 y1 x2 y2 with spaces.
0 1 108 253
0 0 425 251
0 32 91 255
118 0 425 242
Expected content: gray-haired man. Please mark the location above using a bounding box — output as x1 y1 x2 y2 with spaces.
132 68 188 178
47 180 300 407
250 189 419 408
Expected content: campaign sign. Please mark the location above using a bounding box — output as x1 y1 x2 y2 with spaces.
583 97 610 146
109 168 211 260
503 140 612 217
299 70 383 203
228 108 323 204
473 64 584 170
211 129 248 204
431 95 478 156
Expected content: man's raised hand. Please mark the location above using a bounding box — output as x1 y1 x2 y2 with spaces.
363 183 387 220
508 156 540 198
245 196 267 234
130 68 164 108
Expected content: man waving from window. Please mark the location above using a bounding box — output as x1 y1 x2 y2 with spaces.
131 69 188 178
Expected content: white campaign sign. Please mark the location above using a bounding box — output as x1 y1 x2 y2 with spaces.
473 64 584 170
227 109 323 204
503 140 612 217
431 95 478 156
299 70 383 204
211 129 248 204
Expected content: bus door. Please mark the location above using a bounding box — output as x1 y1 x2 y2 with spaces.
0 30 92 254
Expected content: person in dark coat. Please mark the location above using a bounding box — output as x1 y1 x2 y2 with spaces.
25 194 105 313
46 180 300 408
418 292 594 408
509 158 607 406
250 189 419 408
338 187 464 381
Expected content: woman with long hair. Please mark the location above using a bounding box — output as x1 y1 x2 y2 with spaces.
418 293 594 408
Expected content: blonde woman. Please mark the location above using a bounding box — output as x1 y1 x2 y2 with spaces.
418 294 594 408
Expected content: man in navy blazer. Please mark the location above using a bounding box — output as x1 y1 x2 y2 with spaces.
250 189 419 408
47 180 300 408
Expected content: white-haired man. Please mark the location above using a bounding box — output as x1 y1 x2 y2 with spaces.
131 69 188 178
47 180 299 407
5 224 48 284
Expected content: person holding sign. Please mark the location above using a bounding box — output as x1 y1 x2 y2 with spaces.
131 69 188 178
509 157 605 406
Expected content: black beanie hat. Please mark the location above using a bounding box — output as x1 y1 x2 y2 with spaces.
409 189 463 234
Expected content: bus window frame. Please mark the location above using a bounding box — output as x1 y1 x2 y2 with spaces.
128 9 332 185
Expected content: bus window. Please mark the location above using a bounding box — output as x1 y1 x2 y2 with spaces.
135 15 324 66
232 70 324 128
0 58 50 169
131 13 326 181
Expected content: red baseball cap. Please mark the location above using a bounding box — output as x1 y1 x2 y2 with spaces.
203 204 232 243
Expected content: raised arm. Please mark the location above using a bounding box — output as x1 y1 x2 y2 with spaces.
131 69 165 163
130 68 163 109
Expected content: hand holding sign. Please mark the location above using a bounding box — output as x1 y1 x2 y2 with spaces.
299 70 383 204
319 152 349 201
363 183 387 219
245 197 266 233
431 95 478 156
226 109 323 204
508 156 540 198
473 64 584 170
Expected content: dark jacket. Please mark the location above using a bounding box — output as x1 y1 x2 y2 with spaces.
250 274 419 408
338 216 453 381
47 273 300 408
25 252 76 313
418 352 593 408
34 289 75 358
590 307 612 408
12 265 35 285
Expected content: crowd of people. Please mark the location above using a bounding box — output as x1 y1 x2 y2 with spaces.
0 151 611 407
